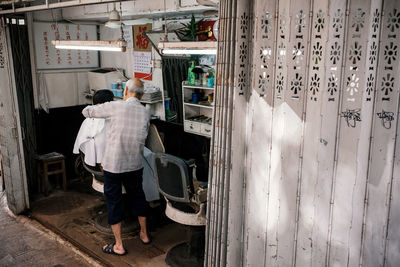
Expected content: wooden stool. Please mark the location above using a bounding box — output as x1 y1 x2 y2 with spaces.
36 152 67 196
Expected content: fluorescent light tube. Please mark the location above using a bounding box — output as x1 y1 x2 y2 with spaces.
54 45 123 52
161 49 217 55
158 41 217 56
51 40 127 52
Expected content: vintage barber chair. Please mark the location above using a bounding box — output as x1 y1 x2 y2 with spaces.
154 153 208 267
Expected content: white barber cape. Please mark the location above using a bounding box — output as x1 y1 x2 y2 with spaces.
73 119 160 202
73 118 106 166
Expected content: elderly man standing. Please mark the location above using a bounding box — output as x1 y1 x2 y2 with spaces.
82 78 151 256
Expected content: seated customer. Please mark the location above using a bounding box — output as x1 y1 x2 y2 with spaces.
73 90 114 166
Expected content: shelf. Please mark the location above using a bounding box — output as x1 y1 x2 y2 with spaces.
113 96 163 104
184 102 214 109
182 82 215 90
140 99 163 104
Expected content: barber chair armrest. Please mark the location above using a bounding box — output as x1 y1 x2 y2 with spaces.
192 181 208 204
184 159 196 168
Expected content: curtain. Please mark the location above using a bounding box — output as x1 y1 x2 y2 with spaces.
161 58 189 124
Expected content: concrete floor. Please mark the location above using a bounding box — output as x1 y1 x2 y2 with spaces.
0 192 95 267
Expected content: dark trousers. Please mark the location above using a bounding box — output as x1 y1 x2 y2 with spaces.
103 168 148 225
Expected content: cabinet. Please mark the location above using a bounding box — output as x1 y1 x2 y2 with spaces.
182 81 214 138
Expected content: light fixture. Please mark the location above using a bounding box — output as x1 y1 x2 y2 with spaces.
105 6 121 28
158 41 217 55
51 40 127 52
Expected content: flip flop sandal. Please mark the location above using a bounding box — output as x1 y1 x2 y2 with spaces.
102 243 128 256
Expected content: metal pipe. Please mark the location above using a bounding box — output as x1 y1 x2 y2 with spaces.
208 1 225 262
214 0 231 263
210 0 227 263
210 0 229 265
221 0 240 265
0 0 128 15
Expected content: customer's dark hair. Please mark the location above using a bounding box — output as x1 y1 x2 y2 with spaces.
93 90 114 105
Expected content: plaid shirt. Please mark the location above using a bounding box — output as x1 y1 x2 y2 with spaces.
82 97 150 173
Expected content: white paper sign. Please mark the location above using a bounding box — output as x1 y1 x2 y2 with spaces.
33 22 99 70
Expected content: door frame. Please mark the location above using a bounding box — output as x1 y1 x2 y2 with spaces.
0 18 30 213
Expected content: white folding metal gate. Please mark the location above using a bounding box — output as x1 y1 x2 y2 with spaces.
206 0 400 266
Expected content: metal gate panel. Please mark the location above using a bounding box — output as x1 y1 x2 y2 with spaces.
225 0 252 265
362 0 400 265
328 0 375 265
265 0 291 265
276 0 312 265
242 0 277 265
295 0 330 265
386 92 400 265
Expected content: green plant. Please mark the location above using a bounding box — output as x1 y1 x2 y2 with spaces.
176 14 203 41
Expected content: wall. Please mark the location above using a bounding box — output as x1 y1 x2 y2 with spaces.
29 0 216 110
206 0 400 266
29 11 94 109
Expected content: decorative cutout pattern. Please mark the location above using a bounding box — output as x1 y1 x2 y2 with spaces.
381 73 394 95
276 72 284 94
239 42 248 63
333 9 344 33
279 10 287 35
312 42 323 64
366 74 375 96
258 73 270 93
261 11 272 39
387 9 400 32
260 46 272 63
369 42 378 65
346 74 359 96
278 43 286 66
240 12 249 36
238 11 249 96
372 9 380 33
0 38 4 69
315 10 325 32
330 42 341 64
384 42 398 65
349 42 362 65
328 74 338 96
293 42 304 64
238 70 246 92
290 73 303 95
310 73 320 96
352 8 365 32
295 10 306 34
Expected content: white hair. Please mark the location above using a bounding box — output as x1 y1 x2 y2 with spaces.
125 79 144 96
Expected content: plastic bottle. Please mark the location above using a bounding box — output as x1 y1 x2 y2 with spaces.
202 73 208 86
188 61 195 85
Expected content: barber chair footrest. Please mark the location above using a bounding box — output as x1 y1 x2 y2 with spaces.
165 200 206 226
